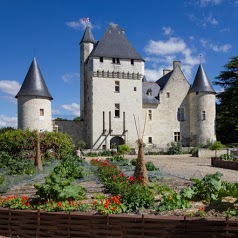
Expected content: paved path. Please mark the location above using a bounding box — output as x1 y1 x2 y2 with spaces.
125 154 238 182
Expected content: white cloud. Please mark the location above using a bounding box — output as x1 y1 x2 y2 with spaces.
0 115 17 128
61 73 80 83
200 39 232 52
144 69 163 82
61 103 80 116
207 14 219 25
66 18 92 30
200 0 223 6
0 80 21 96
162 26 173 35
144 37 186 55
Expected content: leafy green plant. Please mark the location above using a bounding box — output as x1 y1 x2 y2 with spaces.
209 141 224 158
78 140 86 151
145 161 159 171
118 144 130 158
0 175 4 186
220 153 234 161
190 147 199 157
130 158 137 166
167 142 183 155
181 172 224 203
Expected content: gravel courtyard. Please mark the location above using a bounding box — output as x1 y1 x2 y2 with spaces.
125 154 238 182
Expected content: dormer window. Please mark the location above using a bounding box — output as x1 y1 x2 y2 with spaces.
100 57 103 62
112 58 120 64
146 88 152 96
131 59 134 65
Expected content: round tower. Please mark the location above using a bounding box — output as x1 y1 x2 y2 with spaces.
79 26 95 119
15 57 53 132
189 64 216 146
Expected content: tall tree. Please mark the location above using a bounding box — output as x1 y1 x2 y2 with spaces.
214 56 238 143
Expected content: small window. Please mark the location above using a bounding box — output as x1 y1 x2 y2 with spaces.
131 59 134 65
112 58 116 63
100 57 103 62
40 109 44 116
177 108 185 121
202 111 206 120
146 88 152 96
115 104 120 117
115 81 120 92
148 137 153 144
196 92 199 95
166 92 170 98
148 110 152 120
174 132 180 142
134 87 137 91
116 58 120 64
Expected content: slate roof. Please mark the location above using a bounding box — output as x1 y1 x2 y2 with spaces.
142 82 160 105
155 70 173 90
89 23 144 61
80 27 95 44
16 57 53 100
189 64 216 94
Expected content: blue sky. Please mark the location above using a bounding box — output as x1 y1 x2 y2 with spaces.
0 0 237 127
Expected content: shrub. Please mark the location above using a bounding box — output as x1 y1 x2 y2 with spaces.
145 161 159 171
190 147 199 157
118 144 130 158
130 158 137 166
167 142 183 155
220 153 234 161
0 175 4 186
209 141 224 158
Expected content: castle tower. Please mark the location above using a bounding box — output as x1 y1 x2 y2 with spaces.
16 57 53 132
79 26 95 120
189 64 216 146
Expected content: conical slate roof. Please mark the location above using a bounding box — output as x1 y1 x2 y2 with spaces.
189 64 216 94
16 57 53 100
80 27 95 44
90 23 144 61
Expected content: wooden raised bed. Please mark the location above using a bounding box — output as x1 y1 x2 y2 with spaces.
211 157 238 171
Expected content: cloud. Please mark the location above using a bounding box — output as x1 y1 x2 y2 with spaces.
162 26 173 35
206 14 219 25
61 73 80 83
200 39 232 52
144 37 200 81
0 80 21 96
144 37 186 55
0 115 17 128
61 103 80 116
66 18 92 30
200 0 223 6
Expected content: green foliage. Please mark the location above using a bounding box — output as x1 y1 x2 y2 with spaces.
181 172 224 203
78 140 86 150
130 158 137 166
0 175 4 186
0 151 35 175
145 161 159 171
118 144 130 157
214 56 238 143
0 127 16 134
209 141 224 151
153 184 190 211
220 153 234 161
167 142 183 155
73 117 81 121
34 155 86 201
190 147 199 157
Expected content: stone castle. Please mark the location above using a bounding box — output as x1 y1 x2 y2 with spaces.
16 23 216 149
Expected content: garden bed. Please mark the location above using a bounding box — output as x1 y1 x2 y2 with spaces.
211 157 238 171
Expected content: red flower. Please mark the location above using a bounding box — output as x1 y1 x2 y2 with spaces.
139 176 144 180
129 176 134 181
57 201 62 207
112 175 117 179
199 207 205 211
120 173 124 177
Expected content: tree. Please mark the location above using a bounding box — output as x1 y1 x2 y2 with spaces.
118 144 130 158
214 56 238 143
209 141 224 158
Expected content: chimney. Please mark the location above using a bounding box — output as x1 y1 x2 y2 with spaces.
163 69 171 76
173 61 181 69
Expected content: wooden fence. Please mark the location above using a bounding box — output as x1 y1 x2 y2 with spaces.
0 207 238 237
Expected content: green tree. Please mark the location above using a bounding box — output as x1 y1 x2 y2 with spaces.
209 141 224 158
118 144 130 158
214 56 238 143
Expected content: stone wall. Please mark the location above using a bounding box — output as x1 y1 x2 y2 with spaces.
198 148 228 158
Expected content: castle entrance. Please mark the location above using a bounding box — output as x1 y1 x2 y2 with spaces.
110 136 124 149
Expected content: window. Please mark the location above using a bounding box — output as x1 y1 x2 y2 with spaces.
174 132 180 142
177 108 185 121
115 104 120 117
134 87 137 91
166 92 170 98
148 110 152 120
196 92 199 95
131 59 134 65
40 109 44 116
115 81 120 92
146 88 152 96
148 137 153 144
100 57 103 62
202 111 206 120
112 58 120 64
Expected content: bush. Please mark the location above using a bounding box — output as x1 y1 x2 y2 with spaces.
118 144 130 158
220 153 234 161
167 142 183 155
0 175 4 186
190 147 199 157
145 161 159 171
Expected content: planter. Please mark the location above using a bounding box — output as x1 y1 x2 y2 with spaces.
211 157 238 171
